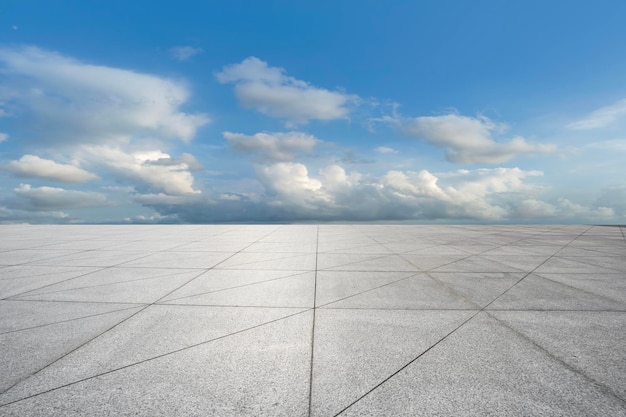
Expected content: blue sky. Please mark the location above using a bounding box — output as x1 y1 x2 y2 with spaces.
1 0 625 224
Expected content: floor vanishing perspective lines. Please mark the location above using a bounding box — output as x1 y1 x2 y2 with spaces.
1 224 625 416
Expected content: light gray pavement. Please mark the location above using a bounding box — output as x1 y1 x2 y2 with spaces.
0 224 625 416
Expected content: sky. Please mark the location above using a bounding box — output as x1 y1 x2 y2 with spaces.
1 0 626 224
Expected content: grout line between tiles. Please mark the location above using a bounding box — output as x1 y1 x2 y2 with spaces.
307 225 319 417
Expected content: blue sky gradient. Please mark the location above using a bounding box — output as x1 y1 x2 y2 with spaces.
1 0 625 223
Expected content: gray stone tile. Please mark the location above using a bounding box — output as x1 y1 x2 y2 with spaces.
535 272 626 304
315 271 417 307
0 249 82 266
12 267 202 298
0 300 140 334
429 272 525 307
399 254 469 271
490 310 626 399
323 274 477 310
0 306 308 405
535 256 625 274
161 269 313 301
488 273 625 311
0 306 142 393
0 311 312 417
119 251 234 269
29 250 152 267
215 252 316 271
12 269 204 304
0 266 101 299
310 309 473 417
318 254 417 272
336 313 626 417
242 242 317 253
161 272 315 307
431 256 527 273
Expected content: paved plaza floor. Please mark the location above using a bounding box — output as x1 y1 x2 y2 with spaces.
1 224 625 416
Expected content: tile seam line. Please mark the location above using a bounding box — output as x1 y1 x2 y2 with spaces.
307 224 320 417
0 305 144 336
0 308 312 409
528 272 626 306
332 224 578 416
0 225 283 398
162 270 313 303
485 311 626 405
363 224 568 315
8 269 200 299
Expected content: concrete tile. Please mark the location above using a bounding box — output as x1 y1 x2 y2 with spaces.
29 250 152 267
318 254 417 272
0 311 312 417
336 313 626 417
429 272 525 307
12 269 204 304
0 306 308 406
0 266 100 299
535 256 624 274
535 272 626 304
481 254 551 271
173 240 253 252
161 269 313 301
323 274 478 309
0 249 81 266
0 300 140 334
488 274 625 311
555 255 626 272
161 272 315 307
310 309 473 417
431 256 527 273
13 267 203 297
490 310 626 399
399 254 469 271
120 251 233 269
318 243 392 255
243 242 317 253
0 306 142 393
216 252 316 271
315 271 417 307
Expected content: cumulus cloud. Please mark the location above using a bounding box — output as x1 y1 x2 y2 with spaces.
81 146 200 195
13 184 107 211
0 132 8 142
169 46 203 61
0 46 209 144
223 131 321 162
567 99 626 130
4 154 99 182
402 114 556 164
216 57 357 124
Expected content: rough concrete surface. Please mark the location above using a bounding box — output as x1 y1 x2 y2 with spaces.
0 224 625 416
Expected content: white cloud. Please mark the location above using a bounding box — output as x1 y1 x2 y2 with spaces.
169 46 203 61
0 46 209 144
223 131 321 162
216 57 357 124
567 99 626 130
257 162 328 208
5 154 99 182
81 146 201 195
14 184 107 210
0 132 7 142
401 113 556 164
375 146 398 154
